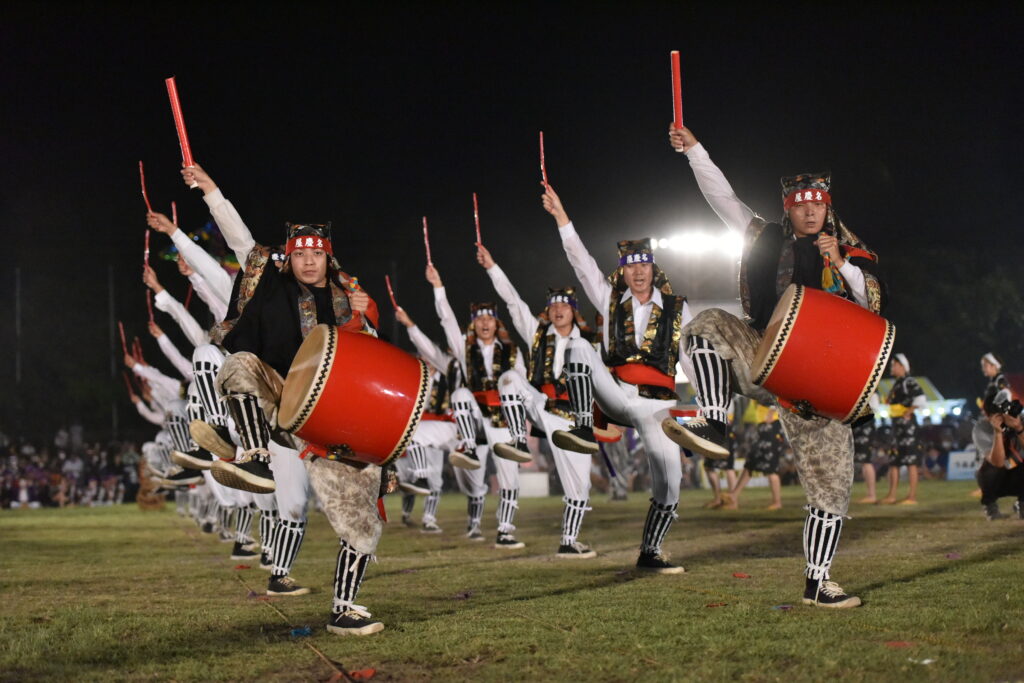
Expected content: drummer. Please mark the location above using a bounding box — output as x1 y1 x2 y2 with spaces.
665 124 886 608
208 220 388 635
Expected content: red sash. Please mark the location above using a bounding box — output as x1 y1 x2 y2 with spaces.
473 389 502 407
612 364 675 391
420 412 454 422
540 383 569 402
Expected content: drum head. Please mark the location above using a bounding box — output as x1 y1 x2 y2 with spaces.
278 325 331 431
751 284 802 384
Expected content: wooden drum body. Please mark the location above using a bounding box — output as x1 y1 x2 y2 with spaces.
750 284 895 424
278 325 430 466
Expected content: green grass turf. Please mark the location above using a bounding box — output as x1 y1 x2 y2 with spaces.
2 480 1023 682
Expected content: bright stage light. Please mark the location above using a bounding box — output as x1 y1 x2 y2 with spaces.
648 230 742 258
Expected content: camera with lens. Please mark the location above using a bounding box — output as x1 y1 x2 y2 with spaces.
993 398 1023 419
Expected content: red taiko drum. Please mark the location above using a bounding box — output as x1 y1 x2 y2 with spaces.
750 284 895 424
278 325 430 466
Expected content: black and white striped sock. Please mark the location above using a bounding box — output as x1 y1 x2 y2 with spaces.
687 336 730 426
423 491 440 523
219 506 234 535
566 362 594 428
401 493 415 517
194 361 228 427
235 504 255 544
332 540 370 614
271 518 306 578
407 444 429 479
166 414 194 453
640 499 679 555
561 498 590 546
260 509 279 556
803 506 843 581
453 400 477 449
496 488 519 533
499 393 528 442
467 495 485 529
225 393 270 459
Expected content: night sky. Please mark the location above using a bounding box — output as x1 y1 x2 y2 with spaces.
2 3 1022 439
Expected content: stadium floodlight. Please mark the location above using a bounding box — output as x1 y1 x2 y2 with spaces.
649 230 742 258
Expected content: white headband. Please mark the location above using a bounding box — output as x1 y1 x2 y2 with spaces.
893 353 910 374
982 352 1002 370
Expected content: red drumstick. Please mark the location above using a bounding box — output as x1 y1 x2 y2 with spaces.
118 321 128 355
144 229 150 266
473 192 482 245
122 371 136 397
146 290 154 323
132 337 143 363
423 216 433 265
171 200 178 226
671 51 683 129
184 283 193 310
139 161 153 212
539 131 549 187
165 76 199 188
385 275 399 310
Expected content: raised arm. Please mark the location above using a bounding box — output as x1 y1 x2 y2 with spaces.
396 306 452 371
426 264 467 371
477 244 538 345
149 321 194 381
541 184 611 313
183 264 229 323
146 209 232 306
183 164 256 267
143 265 210 347
133 397 164 425
668 125 756 234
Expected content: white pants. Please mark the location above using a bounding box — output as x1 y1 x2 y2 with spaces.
568 339 681 506
450 387 520 491
498 370 592 501
269 441 310 523
395 443 445 491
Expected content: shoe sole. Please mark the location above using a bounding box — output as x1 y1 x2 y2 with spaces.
556 551 597 559
466 535 485 542
636 565 686 574
210 460 276 494
551 430 599 455
493 443 533 463
190 420 236 461
327 622 385 636
494 542 526 549
266 587 311 596
449 453 482 470
397 482 432 496
171 450 213 471
661 420 730 459
157 476 203 487
231 554 259 560
802 596 862 608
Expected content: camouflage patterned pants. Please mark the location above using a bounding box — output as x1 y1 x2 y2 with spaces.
684 308 855 516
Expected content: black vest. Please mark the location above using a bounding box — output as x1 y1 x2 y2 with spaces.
465 340 516 393
603 293 684 377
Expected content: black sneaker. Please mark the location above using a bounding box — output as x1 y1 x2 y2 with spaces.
984 502 1006 520
401 513 415 527
803 578 862 608
421 521 443 534
259 551 273 571
172 447 215 471
636 551 685 574
552 427 599 455
494 438 533 463
495 532 525 549
164 468 204 486
465 525 485 542
449 445 481 470
200 521 215 534
190 420 236 461
231 541 259 560
661 417 729 459
327 607 384 636
398 477 431 496
267 575 311 596
556 541 596 559
211 455 275 494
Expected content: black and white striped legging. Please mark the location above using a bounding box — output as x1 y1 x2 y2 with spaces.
687 335 731 424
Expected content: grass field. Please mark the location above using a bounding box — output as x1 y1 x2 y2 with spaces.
2 480 1023 682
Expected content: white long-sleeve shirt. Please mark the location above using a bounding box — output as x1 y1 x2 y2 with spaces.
486 263 580 379
557 222 695 385
433 286 526 381
186 271 229 323
134 399 164 426
130 362 182 414
406 324 454 375
203 188 256 268
685 142 868 309
156 333 194 381
169 227 232 310
154 289 209 347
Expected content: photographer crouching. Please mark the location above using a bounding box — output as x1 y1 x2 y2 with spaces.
975 392 1024 520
